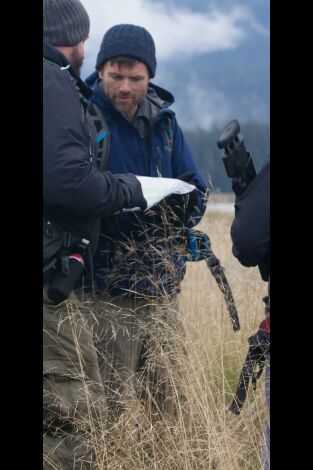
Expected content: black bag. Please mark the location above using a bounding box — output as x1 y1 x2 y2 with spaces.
43 219 90 303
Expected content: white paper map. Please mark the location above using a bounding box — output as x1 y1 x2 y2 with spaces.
123 176 196 212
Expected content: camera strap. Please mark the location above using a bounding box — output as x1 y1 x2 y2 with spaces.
182 229 240 332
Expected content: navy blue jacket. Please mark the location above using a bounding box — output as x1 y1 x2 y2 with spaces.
86 73 208 296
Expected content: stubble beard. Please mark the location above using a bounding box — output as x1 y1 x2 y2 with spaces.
114 95 137 118
69 46 84 76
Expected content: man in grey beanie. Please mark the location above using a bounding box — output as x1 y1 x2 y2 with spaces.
43 0 90 74
43 3 147 468
85 24 208 423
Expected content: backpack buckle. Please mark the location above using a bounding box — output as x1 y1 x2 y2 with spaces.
63 232 72 248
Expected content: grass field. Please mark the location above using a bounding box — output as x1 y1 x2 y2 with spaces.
44 207 269 469
90 208 268 469
178 208 268 469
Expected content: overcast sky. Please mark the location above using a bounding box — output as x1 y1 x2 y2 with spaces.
80 0 269 75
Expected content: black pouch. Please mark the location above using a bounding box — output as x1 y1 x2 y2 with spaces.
47 254 85 304
43 220 89 302
43 221 65 283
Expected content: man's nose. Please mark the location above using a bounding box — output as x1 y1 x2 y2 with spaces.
119 79 131 92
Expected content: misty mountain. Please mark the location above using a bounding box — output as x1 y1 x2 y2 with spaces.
154 0 270 131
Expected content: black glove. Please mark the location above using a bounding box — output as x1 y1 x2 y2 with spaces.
114 173 147 211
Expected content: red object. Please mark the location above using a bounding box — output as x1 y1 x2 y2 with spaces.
259 317 270 335
68 253 84 266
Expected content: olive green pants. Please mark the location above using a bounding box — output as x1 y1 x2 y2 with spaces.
91 293 181 415
43 287 107 470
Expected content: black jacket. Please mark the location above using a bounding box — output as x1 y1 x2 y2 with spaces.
231 157 270 281
43 44 145 253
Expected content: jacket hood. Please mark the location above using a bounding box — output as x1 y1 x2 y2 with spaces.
147 83 174 108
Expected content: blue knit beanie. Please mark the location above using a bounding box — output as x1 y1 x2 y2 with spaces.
95 24 157 78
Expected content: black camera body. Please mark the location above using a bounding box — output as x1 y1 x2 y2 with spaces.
217 119 256 197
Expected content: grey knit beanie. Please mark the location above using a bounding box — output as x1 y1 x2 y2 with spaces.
96 24 157 78
43 0 90 47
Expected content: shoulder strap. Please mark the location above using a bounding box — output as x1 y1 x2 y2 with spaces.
160 114 174 155
87 102 110 171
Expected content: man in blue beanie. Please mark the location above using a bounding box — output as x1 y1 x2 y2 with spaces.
85 24 208 420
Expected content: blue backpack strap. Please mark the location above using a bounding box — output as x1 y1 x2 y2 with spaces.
183 229 211 262
87 102 110 171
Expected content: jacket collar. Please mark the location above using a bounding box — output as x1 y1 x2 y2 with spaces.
43 42 92 100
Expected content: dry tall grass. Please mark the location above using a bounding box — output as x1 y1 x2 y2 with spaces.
46 208 269 469
178 209 269 470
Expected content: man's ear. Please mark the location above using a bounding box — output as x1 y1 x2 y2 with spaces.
98 66 104 80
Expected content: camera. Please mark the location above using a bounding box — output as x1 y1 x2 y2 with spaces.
217 119 256 197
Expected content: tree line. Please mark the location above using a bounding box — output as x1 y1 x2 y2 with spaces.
184 122 270 192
